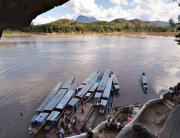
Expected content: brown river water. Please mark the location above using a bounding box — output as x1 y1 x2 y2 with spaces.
0 35 180 138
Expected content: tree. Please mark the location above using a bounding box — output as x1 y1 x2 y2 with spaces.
169 18 175 26
173 0 180 45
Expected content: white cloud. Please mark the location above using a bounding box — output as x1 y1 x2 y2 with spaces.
32 16 57 25
33 0 180 24
110 0 129 6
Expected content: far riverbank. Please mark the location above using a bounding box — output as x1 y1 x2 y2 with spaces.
2 31 177 38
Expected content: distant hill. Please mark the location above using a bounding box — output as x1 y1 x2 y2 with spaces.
75 15 98 23
23 18 173 34
147 20 169 26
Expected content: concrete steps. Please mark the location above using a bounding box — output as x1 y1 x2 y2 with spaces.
163 99 175 109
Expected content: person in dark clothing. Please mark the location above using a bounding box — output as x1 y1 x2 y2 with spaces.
81 107 84 113
86 128 94 138
74 106 77 112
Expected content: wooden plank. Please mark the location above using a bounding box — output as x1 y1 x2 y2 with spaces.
44 89 67 112
36 82 62 112
102 77 112 99
88 82 99 93
96 69 111 92
71 103 93 131
61 76 75 89
76 83 93 98
111 74 118 85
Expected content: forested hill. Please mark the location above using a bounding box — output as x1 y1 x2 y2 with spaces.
21 18 174 33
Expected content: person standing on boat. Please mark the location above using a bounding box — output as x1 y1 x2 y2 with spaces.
72 116 77 130
59 128 64 138
86 128 94 138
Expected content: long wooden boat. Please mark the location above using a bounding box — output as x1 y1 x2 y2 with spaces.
102 77 112 100
45 111 60 130
29 112 49 134
111 73 120 92
36 82 62 112
96 69 111 92
75 83 93 98
55 89 76 111
63 97 81 116
141 72 148 92
43 89 68 112
82 70 100 84
61 76 75 89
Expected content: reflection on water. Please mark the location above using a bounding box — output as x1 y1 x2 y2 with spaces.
0 36 180 138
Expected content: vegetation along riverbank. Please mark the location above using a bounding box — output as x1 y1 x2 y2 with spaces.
3 18 179 37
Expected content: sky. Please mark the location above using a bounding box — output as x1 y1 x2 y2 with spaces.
32 0 180 25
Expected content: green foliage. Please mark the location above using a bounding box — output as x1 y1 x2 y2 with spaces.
22 18 174 34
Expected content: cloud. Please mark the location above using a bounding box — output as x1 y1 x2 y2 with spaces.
33 0 180 24
110 0 129 6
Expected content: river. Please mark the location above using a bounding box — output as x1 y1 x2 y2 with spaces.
0 35 180 138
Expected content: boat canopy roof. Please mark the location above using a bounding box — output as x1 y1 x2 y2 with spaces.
56 90 76 110
95 92 102 98
76 83 93 98
47 111 60 122
142 75 147 83
35 113 49 123
31 114 38 123
44 89 67 111
89 82 99 92
111 74 118 85
101 99 108 106
82 70 99 84
102 77 112 99
85 92 91 97
52 82 62 92
61 76 75 89
68 98 80 107
36 82 62 112
97 69 111 92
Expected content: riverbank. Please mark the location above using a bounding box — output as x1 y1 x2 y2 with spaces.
2 31 177 38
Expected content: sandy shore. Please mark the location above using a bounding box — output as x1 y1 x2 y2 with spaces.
2 31 177 38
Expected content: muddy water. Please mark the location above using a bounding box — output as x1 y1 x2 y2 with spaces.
0 36 180 138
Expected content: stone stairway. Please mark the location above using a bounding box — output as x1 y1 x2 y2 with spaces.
163 99 175 109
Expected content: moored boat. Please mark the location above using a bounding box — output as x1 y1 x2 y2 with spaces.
141 72 148 92
29 112 49 134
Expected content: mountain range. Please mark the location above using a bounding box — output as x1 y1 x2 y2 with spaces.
74 15 169 26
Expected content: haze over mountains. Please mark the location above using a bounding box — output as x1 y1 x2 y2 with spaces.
74 15 169 26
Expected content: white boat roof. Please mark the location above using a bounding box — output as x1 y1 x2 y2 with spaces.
102 77 112 99
35 113 49 123
36 82 62 112
101 99 108 106
95 92 102 98
97 69 111 92
142 75 147 83
76 83 93 98
89 82 99 92
44 89 67 111
61 76 75 89
56 90 76 110
82 70 99 84
85 92 91 97
31 114 38 123
68 98 80 107
47 111 60 122
111 74 118 85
